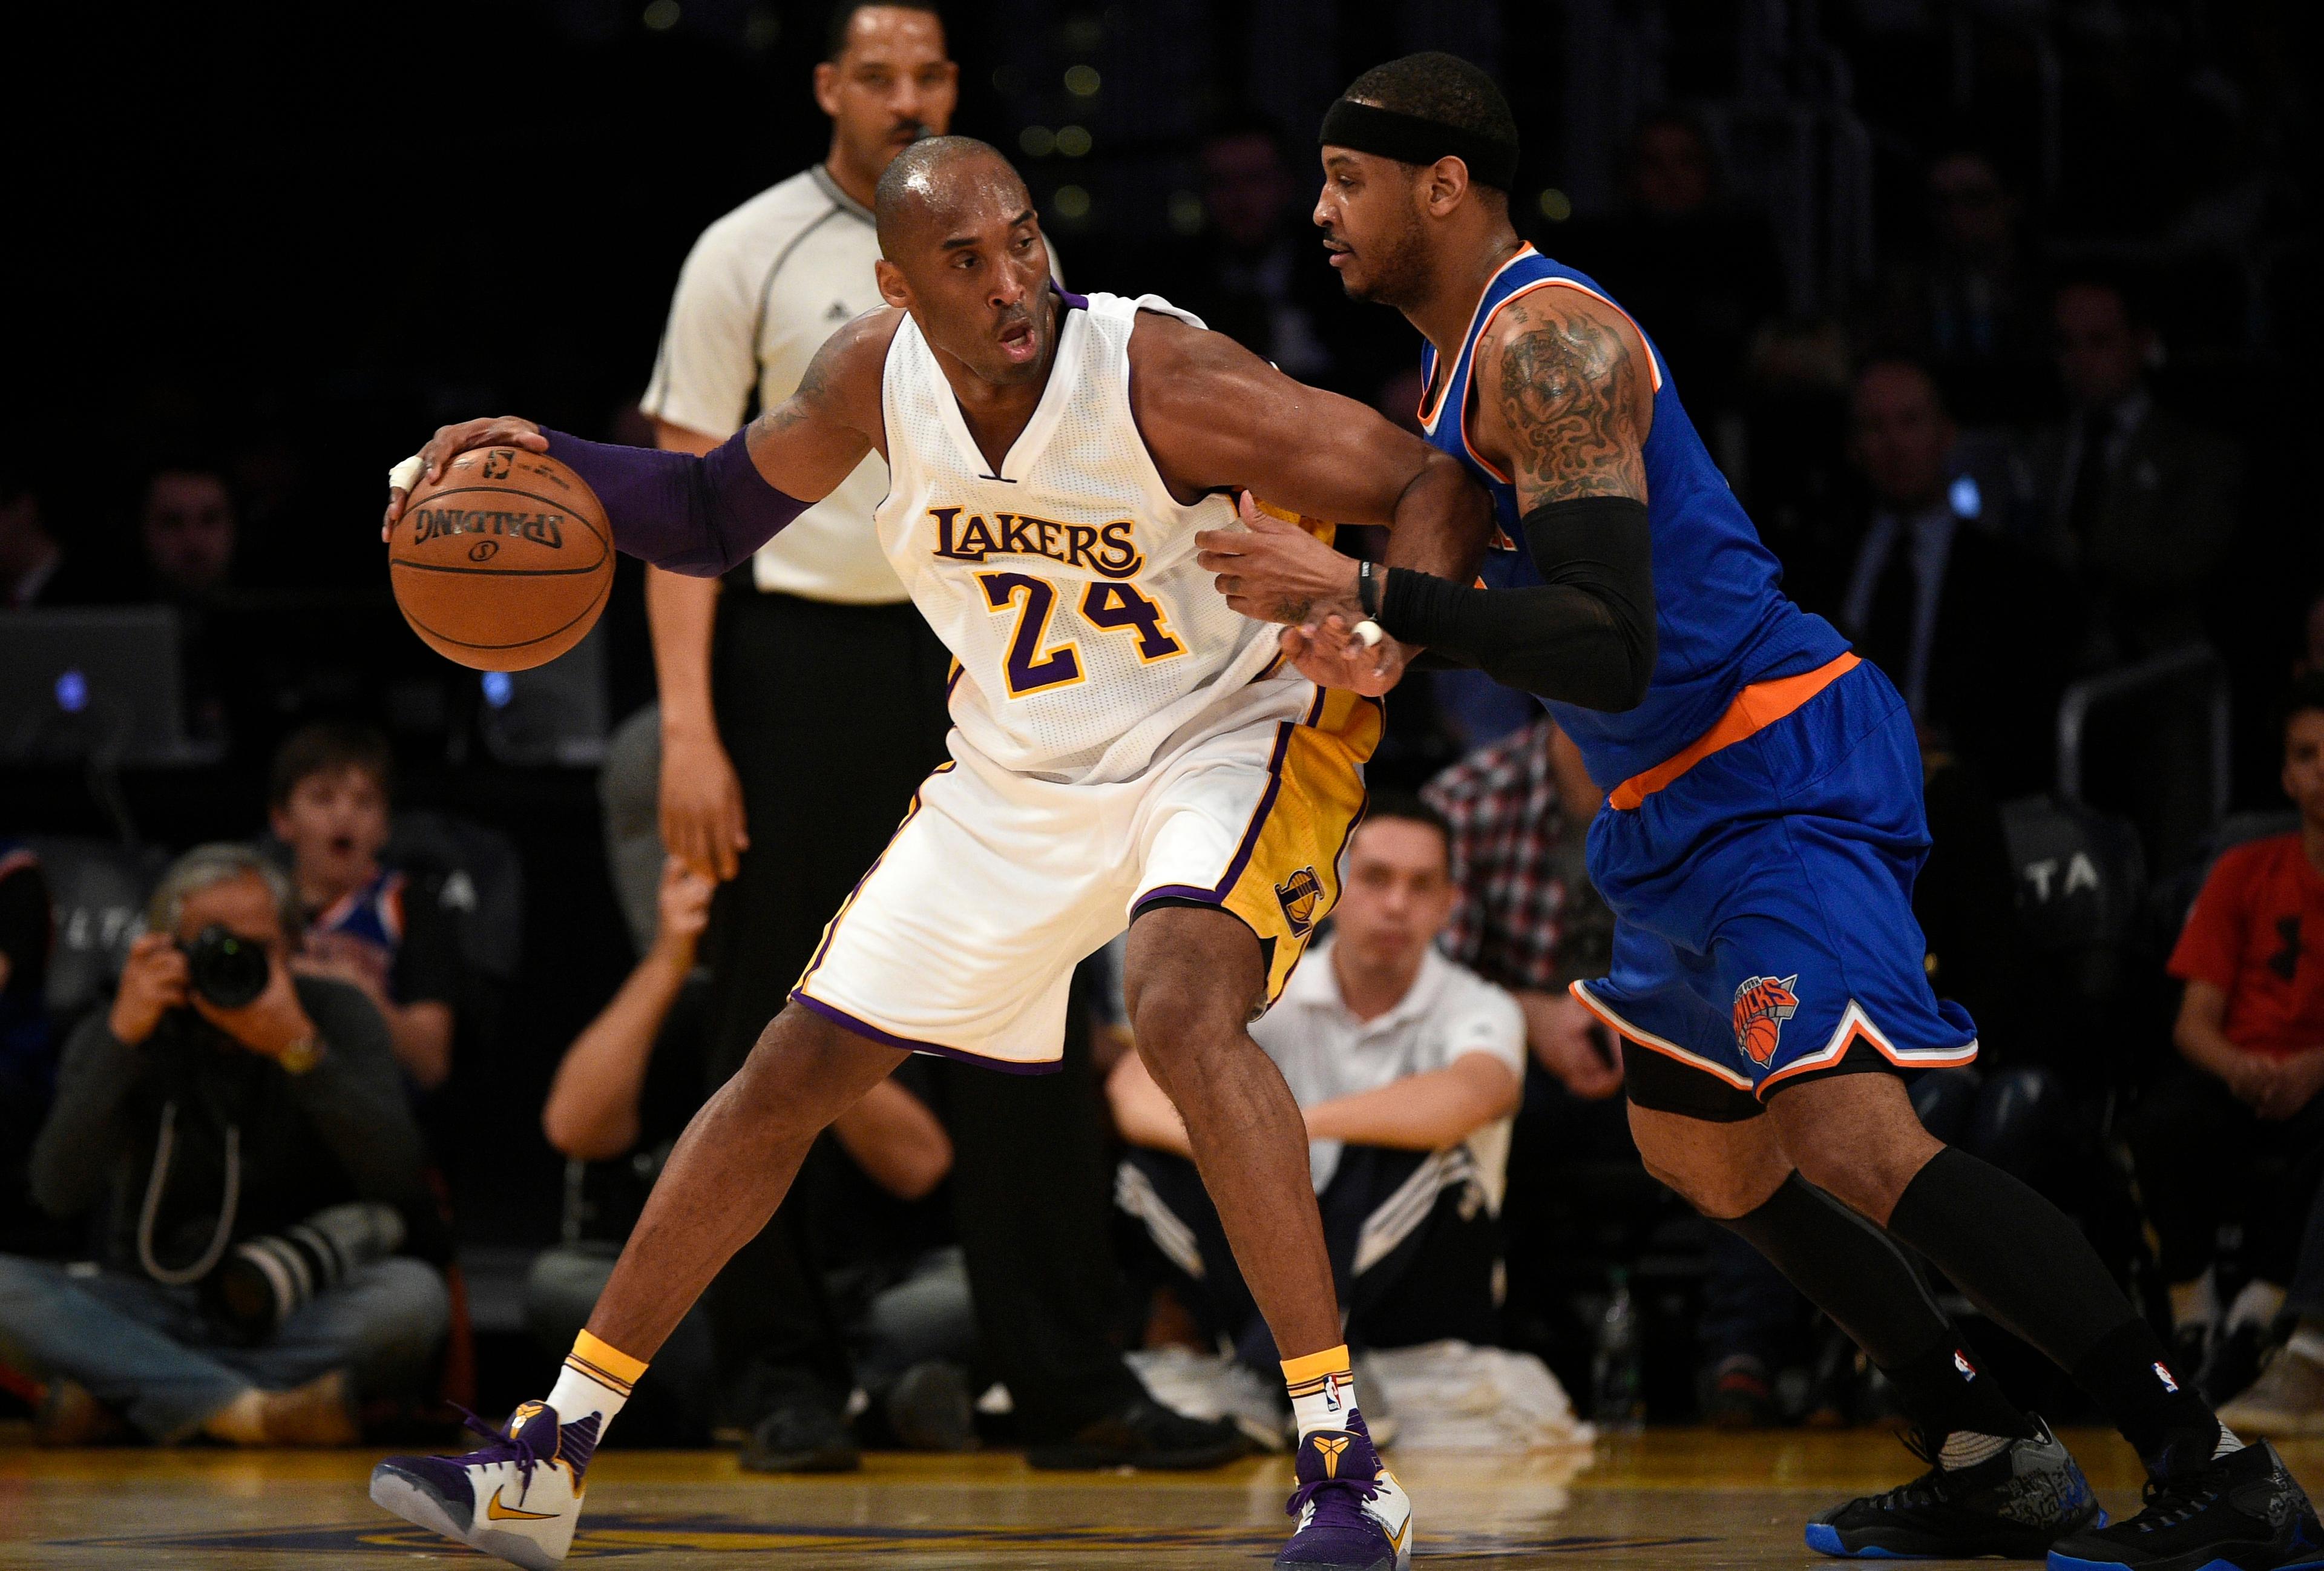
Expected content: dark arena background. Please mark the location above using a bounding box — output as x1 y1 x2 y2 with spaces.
2 2 2322 1567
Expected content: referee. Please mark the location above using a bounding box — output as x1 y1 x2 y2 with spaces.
639 2 1240 1472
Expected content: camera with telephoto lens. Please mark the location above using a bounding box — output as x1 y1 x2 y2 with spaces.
179 923 271 1009
202 1202 406 1339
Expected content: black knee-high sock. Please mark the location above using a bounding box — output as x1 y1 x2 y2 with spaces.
1886 1147 2221 1471
1719 1174 2035 1440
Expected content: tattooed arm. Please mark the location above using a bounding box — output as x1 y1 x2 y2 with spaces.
1365 288 1659 711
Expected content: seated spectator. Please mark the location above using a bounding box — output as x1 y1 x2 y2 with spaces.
1161 115 1405 402
1839 357 2069 797
268 723 464 1091
1862 149 2046 425
2027 273 2242 668
0 845 448 1445
528 717 973 1455
2124 677 2324 1386
1109 797 1523 1409
0 842 60 1256
0 460 64 608
1557 111 1785 423
2217 1174 2324 1438
136 463 237 603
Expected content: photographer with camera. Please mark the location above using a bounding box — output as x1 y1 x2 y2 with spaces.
0 845 448 1446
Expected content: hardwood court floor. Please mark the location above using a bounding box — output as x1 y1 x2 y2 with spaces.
4 1424 2320 1569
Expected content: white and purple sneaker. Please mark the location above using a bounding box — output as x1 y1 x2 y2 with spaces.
1276 1413 1413 1570
370 1401 595 1570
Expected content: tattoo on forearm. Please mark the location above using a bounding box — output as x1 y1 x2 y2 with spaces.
1494 302 1647 509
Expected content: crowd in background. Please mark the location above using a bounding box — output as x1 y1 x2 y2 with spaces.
4 0 2323 1454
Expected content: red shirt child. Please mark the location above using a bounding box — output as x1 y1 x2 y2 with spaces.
2168 692 2324 1120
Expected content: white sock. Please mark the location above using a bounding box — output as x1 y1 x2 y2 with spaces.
543 1329 642 1454
2213 1422 2245 1458
1283 1346 1361 1439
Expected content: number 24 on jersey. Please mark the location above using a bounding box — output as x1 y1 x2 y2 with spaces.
977 572 1186 697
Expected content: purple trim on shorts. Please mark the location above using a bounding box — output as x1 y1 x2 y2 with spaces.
1052 280 1089 312
1210 721 1299 897
790 990 1062 1076
1133 884 1228 911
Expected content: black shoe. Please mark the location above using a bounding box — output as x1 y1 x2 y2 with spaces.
1703 1354 1780 1431
882 1361 976 1454
1806 1419 2101 1559
740 1397 861 1474
1023 1397 1250 1471
2047 1439 2323 1571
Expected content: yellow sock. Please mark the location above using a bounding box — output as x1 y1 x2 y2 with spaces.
1282 1345 1358 1438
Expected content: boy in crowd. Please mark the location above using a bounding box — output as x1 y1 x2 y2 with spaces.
267 724 464 1091
2128 675 2324 1388
1109 796 1523 1401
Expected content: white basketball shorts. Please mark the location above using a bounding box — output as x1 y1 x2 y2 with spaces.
788 677 1380 1071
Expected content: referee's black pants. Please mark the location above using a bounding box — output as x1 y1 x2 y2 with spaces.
701 589 1143 1439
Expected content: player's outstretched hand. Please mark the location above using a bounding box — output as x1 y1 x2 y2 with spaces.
381 417 549 540
1196 492 1364 625
1281 614 1409 698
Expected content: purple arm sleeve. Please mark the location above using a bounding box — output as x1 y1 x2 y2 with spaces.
537 427 812 578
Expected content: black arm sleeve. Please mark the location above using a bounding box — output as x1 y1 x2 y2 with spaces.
1376 494 1656 711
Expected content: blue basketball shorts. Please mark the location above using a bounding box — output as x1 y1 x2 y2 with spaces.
1569 657 1978 1119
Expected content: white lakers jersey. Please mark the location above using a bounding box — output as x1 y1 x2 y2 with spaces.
876 291 1280 783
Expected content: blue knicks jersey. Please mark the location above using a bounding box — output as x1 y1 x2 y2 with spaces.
1418 246 1849 788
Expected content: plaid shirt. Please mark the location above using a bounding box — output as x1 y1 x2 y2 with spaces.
1422 718 1612 993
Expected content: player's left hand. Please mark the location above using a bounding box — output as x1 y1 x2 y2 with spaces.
1196 492 1362 625
381 417 550 540
1281 614 1410 697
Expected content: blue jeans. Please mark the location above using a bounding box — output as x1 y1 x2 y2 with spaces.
0 1253 450 1442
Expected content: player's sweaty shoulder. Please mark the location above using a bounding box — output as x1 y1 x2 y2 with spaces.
775 306 904 438
1470 285 1653 506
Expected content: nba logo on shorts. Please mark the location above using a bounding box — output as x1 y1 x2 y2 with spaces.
1953 1350 1978 1381
1275 866 1324 939
2153 1362 2179 1393
1732 975 1800 1064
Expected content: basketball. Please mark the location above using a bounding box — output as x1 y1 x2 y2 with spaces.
388 446 614 671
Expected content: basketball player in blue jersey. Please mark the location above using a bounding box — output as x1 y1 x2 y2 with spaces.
1203 51 2320 1571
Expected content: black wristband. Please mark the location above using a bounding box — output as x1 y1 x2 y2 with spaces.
1357 559 1381 618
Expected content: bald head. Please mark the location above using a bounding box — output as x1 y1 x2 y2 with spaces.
875 135 1029 257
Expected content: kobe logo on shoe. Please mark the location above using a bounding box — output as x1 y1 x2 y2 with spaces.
1314 1437 1351 1478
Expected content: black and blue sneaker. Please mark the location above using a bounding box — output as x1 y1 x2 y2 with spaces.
2048 1438 2323 1571
1807 1420 2102 1559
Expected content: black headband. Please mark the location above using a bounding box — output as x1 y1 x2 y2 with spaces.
1318 98 1519 191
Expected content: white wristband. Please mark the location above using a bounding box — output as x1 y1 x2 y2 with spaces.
1353 619 1385 648
387 454 424 496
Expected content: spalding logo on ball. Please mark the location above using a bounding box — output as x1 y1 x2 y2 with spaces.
389 447 613 671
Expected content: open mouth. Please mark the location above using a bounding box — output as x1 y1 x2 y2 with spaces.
997 317 1039 362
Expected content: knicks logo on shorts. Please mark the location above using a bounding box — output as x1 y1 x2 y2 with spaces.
1732 974 1801 1064
1275 866 1324 939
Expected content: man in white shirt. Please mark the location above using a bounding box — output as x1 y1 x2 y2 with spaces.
635 2 1235 1474
1111 795 1525 1372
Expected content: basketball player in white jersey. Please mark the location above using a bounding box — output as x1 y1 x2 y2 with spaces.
369 136 1489 1571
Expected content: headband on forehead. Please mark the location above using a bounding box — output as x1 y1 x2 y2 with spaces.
1318 98 1519 191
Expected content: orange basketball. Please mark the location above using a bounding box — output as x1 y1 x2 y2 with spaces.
389 446 614 671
